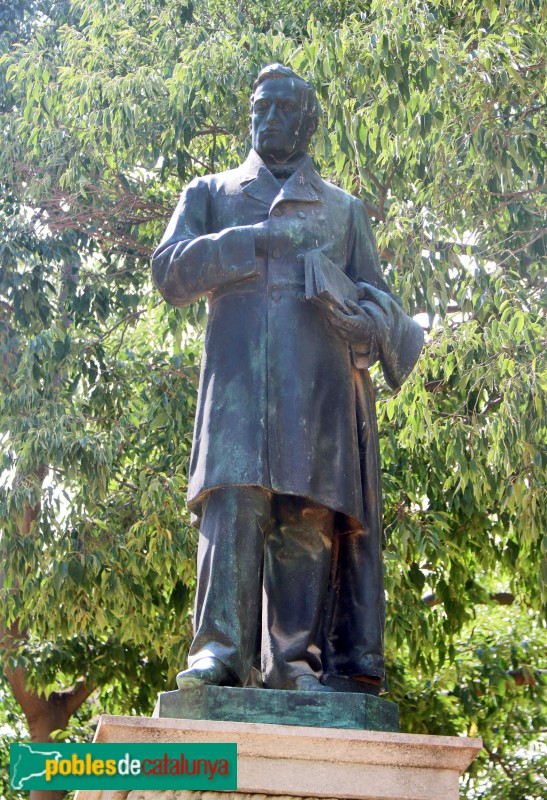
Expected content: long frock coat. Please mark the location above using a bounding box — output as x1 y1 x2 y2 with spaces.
152 150 423 680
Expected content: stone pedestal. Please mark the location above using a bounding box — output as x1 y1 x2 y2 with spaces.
75 714 482 800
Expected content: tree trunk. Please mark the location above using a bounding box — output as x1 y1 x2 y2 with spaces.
5 660 94 800
27 697 71 800
2 521 93 800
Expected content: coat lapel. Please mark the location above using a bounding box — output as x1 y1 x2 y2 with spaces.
240 150 281 206
240 150 324 209
271 157 323 207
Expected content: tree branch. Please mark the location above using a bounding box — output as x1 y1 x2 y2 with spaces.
83 303 160 352
509 666 544 687
483 745 515 779
62 680 96 717
422 591 515 607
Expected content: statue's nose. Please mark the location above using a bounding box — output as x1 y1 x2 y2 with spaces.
265 104 279 123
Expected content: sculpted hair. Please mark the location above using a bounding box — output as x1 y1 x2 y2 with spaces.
251 63 321 136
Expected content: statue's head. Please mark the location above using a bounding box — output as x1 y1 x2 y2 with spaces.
250 64 320 161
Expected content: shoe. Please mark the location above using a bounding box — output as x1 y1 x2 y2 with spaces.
293 674 335 692
176 657 238 690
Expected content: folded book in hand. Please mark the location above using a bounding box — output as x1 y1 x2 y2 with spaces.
304 251 359 312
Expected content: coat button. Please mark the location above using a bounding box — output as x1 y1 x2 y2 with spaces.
272 207 283 216
298 211 306 219
272 249 281 258
296 253 305 262
271 289 281 301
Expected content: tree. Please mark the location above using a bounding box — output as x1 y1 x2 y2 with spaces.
1 8 200 799
1 1 545 798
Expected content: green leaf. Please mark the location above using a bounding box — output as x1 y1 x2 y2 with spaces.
68 559 84 586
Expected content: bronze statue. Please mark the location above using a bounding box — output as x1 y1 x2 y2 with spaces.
152 64 423 694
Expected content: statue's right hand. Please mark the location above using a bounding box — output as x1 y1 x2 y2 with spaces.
251 221 271 257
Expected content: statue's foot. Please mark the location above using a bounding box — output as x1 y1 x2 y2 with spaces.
176 657 238 690
294 674 335 692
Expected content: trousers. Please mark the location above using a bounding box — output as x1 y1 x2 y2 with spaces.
188 486 335 689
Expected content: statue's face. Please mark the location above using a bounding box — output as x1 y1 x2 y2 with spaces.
251 77 311 161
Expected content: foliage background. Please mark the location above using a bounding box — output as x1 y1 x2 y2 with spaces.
0 1 545 798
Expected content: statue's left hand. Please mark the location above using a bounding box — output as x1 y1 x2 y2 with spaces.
356 284 400 339
357 283 425 388
326 300 376 346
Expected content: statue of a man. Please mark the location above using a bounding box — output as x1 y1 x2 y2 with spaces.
152 64 423 693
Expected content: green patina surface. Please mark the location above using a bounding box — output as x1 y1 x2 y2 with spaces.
157 686 399 732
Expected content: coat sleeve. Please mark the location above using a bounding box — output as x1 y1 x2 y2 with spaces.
345 197 391 292
152 177 258 307
346 198 424 388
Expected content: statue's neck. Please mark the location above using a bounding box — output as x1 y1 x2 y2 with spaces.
260 151 306 183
